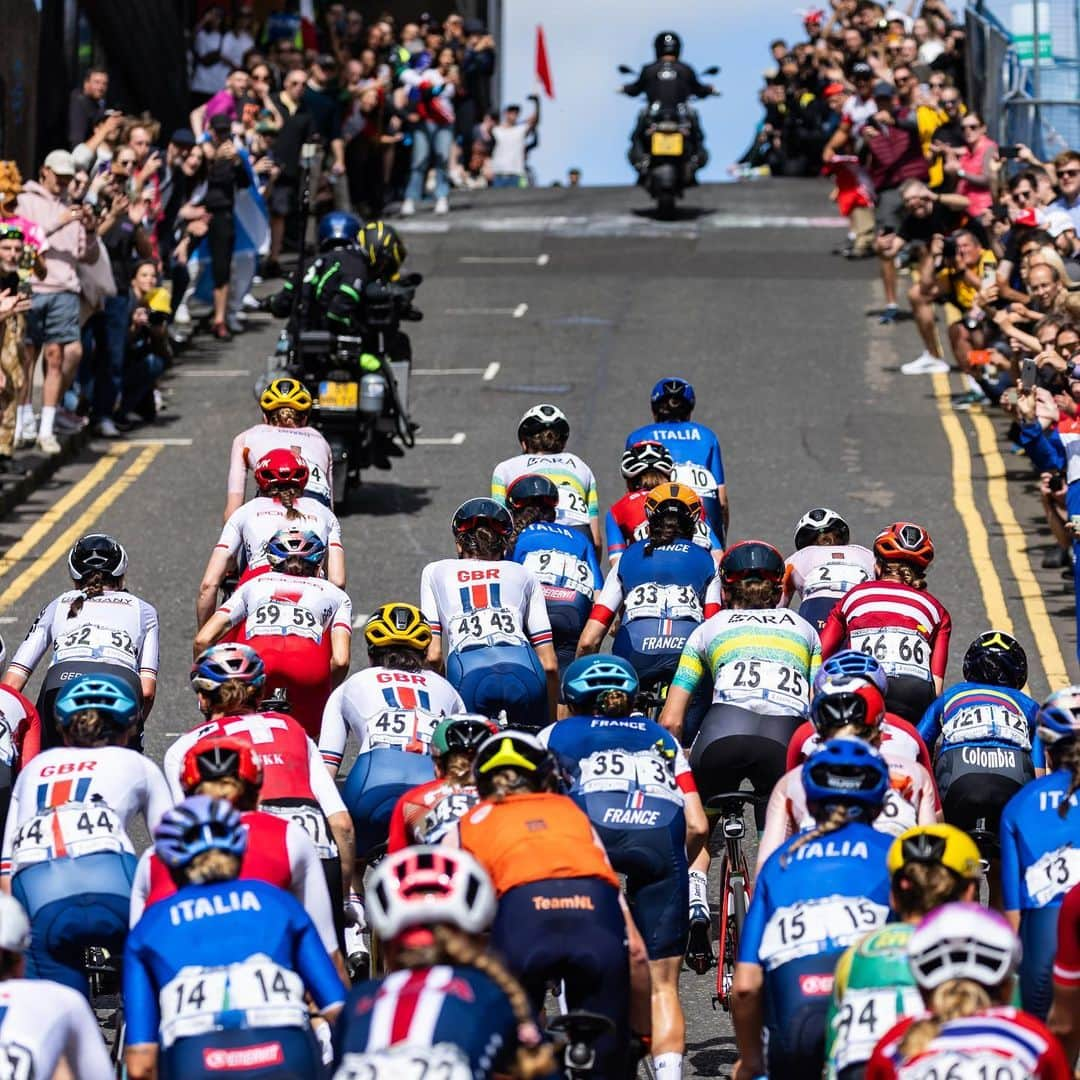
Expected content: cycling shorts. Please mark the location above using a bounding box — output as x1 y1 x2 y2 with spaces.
613 618 697 686
246 636 332 742
37 661 143 752
493 877 629 1077
13 851 135 997
1019 905 1059 1019
160 1025 322 1080
447 644 548 731
884 674 936 726
342 747 435 859
764 951 841 1077
798 596 839 633
690 704 799 829
935 745 1034 837
547 595 592 673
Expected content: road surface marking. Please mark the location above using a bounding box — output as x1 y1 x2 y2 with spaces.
173 369 250 377
0 617 18 624
459 254 550 266
0 445 163 611
483 361 500 381
351 612 370 628
413 368 487 376
414 432 467 446
444 307 524 317
121 438 195 447
513 303 528 318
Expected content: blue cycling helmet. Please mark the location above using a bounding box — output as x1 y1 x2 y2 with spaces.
318 210 362 252
54 674 139 731
561 655 640 710
264 528 327 570
190 644 266 694
814 650 889 697
650 377 695 409
153 795 248 870
1037 686 1080 748
802 737 889 821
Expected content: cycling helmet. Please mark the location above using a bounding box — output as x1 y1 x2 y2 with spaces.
621 441 674 480
364 602 432 651
0 895 31 953
813 650 889 697
253 448 309 492
810 682 885 735
650 376 695 408
886 824 981 881
69 533 128 582
644 482 702 523
794 507 850 550
366 845 496 940
153 795 248 869
264 528 326 570
517 404 569 441
1037 686 1080 747
473 731 556 797
358 220 406 278
506 473 560 511
802 737 889 819
874 522 934 569
191 644 266 693
181 735 264 795
561 655 640 710
259 377 313 414
317 210 362 251
54 674 139 731
431 714 500 758
720 540 786 584
907 903 1020 991
451 498 514 538
962 631 1028 690
654 31 682 59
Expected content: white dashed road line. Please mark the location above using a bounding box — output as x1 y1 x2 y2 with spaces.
459 254 550 266
483 361 500 381
173 369 251 377
414 432 467 446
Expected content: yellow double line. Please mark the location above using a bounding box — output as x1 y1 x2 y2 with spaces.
0 442 164 612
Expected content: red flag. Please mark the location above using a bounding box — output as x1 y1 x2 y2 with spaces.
535 25 555 99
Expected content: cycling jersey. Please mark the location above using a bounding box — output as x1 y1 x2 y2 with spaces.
228 423 335 506
319 668 465 770
918 682 1043 765
788 717 934 776
491 452 599 529
215 495 343 574
1 684 43 765
388 777 480 852
605 489 720 563
784 544 876 629
0 977 113 1079
825 925 922 1080
673 608 821 717
1053 881 1080 990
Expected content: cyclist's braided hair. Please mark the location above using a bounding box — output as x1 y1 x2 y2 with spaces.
726 578 782 609
898 979 993 1058
367 644 425 672
892 862 969 920
63 708 107 747
644 511 693 556
268 406 302 427
204 680 260 716
178 849 241 887
508 503 555 547
66 571 123 620
271 483 305 521
196 777 257 811
1053 738 1080 819
597 689 633 717
459 525 507 560
780 804 850 869
877 559 927 591
521 429 566 454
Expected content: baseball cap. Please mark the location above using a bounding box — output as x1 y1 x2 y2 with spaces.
0 895 30 952
209 113 232 133
463 17 486 34
852 61 873 80
823 82 846 97
1045 209 1076 238
42 150 76 176
872 80 896 99
170 128 196 149
315 53 337 70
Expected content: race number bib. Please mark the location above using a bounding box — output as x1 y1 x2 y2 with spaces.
940 704 1030 749
53 624 138 666
260 803 338 860
448 608 523 652
896 1052 1029 1080
521 550 593 597
335 1044 472 1080
759 896 887 970
672 462 717 499
797 788 915 838
0 1042 32 1080
714 659 809 713
10 803 131 872
578 749 681 804
624 583 702 622
367 710 439 753
800 561 870 600
418 791 479 845
851 629 931 679
245 601 322 642
303 459 331 503
831 986 923 1072
1025 845 1080 907
159 956 307 1048
555 484 590 525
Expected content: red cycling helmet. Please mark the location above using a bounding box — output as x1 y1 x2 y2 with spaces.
181 735 264 795
874 521 934 570
253 449 309 492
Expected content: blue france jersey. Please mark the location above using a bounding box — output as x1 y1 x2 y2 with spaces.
594 540 719 624
1000 772 1080 910
510 522 603 600
123 878 346 1046
918 682 1044 766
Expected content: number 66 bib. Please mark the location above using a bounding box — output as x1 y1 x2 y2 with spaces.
851 629 931 680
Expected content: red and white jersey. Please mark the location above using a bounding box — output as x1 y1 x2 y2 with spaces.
217 571 351 647
228 422 335 507
819 580 952 682
1 746 172 876
1053 881 1080 989
786 716 934 776
215 495 343 573
388 779 480 853
0 685 40 766
420 558 552 656
866 1006 1071 1079
783 544 876 605
319 667 465 770
9 589 159 680
130 809 338 954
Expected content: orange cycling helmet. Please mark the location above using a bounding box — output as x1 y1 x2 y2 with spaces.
874 521 934 570
644 482 702 524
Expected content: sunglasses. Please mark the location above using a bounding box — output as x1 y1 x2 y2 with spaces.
961 122 982 130
1059 169 1080 178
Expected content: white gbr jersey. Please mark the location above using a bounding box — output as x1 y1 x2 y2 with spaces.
215 496 343 572
420 558 553 657
10 589 159 679
216 572 352 645
228 423 335 506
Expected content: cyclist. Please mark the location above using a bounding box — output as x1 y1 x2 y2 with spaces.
505 473 602 671
783 508 875 630
0 893 113 1078
865 903 1070 1079
1049 881 1080 1062
195 528 352 740
1000 685 1080 1018
124 796 346 1080
824 824 981 1080
3 533 159 749
421 499 558 730
0 674 170 994
491 404 601 553
625 376 729 542
542 654 708 1080
733 738 893 1079
332 846 557 1079
225 376 334 517
820 522 952 724
197 449 345 626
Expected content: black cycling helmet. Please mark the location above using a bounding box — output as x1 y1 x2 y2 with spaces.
358 220 406 279
473 731 556 797
654 31 682 59
720 540 786 584
317 210 362 252
451 498 514 538
962 631 1028 690
69 534 128 582
506 473 560 511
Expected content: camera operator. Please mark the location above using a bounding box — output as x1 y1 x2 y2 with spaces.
122 260 171 425
0 226 32 471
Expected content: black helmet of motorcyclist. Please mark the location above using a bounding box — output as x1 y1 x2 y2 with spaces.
654 31 681 60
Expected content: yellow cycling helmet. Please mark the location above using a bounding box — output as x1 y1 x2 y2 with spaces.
260 377 313 414
886 824 981 881
364 602 432 651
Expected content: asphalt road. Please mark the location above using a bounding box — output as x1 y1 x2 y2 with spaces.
0 177 1071 1077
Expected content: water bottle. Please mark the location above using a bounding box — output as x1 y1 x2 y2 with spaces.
359 373 386 415
275 329 290 356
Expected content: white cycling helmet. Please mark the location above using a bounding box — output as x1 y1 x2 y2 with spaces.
0 895 30 953
793 508 850 550
517 404 569 441
366 845 496 940
621 440 674 479
907 902 1020 992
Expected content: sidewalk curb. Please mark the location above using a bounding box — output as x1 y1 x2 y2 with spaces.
0 426 92 520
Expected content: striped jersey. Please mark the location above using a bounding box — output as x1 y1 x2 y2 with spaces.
491 452 599 527
918 682 1042 763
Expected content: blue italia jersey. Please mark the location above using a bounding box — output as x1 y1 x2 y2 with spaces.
510 522 603 601
918 682 1044 766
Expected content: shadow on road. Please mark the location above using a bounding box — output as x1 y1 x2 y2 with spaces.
341 480 435 517
631 204 716 223
687 1033 738 1078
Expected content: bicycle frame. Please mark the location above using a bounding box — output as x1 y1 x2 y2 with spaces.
714 809 753 1010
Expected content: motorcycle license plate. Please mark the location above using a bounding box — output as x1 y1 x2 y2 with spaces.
318 381 358 410
651 132 684 156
